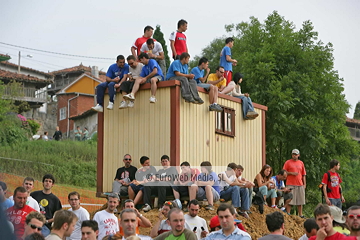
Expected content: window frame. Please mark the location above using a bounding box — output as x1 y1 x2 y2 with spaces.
215 106 235 137
59 107 66 121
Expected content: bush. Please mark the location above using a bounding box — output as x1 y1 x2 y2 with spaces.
0 114 30 146
27 119 41 135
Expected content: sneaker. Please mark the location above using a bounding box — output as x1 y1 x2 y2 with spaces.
142 204 151 212
219 199 226 202
299 215 305 219
280 207 285 211
271 205 278 209
214 104 223 112
127 101 135 108
282 208 290 215
124 93 135 101
246 111 259 119
119 101 127 109
107 102 114 110
209 104 218 111
92 104 103 112
238 210 250 219
173 199 182 209
149 96 156 103
205 205 214 211
185 98 196 103
194 98 204 104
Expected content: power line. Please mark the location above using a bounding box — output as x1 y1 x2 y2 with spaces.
0 42 113 60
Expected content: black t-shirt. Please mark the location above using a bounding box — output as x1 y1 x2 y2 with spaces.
114 166 137 181
30 191 62 229
53 131 62 141
135 166 157 182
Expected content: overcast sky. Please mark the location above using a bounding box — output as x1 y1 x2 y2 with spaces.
1 0 359 117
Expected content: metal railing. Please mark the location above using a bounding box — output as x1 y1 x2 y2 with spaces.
3 86 47 102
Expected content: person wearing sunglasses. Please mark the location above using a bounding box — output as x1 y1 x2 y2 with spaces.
21 211 46 240
346 205 360 237
6 186 37 239
310 204 356 240
112 154 138 197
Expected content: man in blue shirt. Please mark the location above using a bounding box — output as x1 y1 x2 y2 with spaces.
271 170 293 215
166 52 204 104
92 55 129 112
220 38 237 86
124 52 163 104
191 57 222 112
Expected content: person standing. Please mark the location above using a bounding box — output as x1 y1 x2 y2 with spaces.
346 205 360 237
81 220 99 240
53 126 62 141
184 199 209 239
169 19 188 60
9 177 40 212
283 149 306 218
74 126 82 141
67 192 90 240
258 211 292 240
0 181 13 211
82 127 89 141
21 211 46 240
31 174 62 237
131 26 154 59
46 210 77 240
119 209 152 240
322 159 345 209
220 37 237 85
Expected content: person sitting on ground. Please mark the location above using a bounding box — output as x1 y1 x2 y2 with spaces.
129 156 157 206
172 161 200 210
189 161 220 211
329 205 350 235
271 170 293 214
140 38 166 78
259 211 292 240
218 163 249 218
299 218 319 240
112 154 137 197
207 66 227 92
42 132 49 141
191 57 223 112
166 52 204 104
92 55 129 112
236 165 255 211
123 52 163 104
150 201 174 238
119 55 144 108
118 199 152 236
220 72 258 119
254 164 277 208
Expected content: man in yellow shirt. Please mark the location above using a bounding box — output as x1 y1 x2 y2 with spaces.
207 66 227 91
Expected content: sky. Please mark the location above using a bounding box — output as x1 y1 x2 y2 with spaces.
1 0 359 117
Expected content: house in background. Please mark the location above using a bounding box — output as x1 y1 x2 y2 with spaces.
346 117 360 143
56 73 103 139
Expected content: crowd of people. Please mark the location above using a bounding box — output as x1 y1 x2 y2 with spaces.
1 147 356 239
91 20 258 120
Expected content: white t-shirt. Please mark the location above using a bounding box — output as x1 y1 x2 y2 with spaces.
218 171 236 192
9 195 40 212
140 41 163 56
129 62 144 78
93 210 119 240
298 234 309 240
66 207 90 240
184 214 209 240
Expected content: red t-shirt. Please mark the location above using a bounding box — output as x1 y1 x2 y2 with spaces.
322 171 342 199
6 205 36 239
283 159 306 186
132 36 154 56
309 232 356 240
170 31 187 56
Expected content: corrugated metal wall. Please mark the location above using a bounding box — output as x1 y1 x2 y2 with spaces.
102 88 171 192
180 92 263 181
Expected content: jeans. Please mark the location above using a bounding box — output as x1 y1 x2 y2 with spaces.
235 96 255 118
329 198 342 209
96 81 116 106
259 185 277 199
240 187 250 210
168 76 201 101
220 186 241 208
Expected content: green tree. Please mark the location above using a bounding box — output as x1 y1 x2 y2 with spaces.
153 25 171 70
354 101 360 120
193 11 360 214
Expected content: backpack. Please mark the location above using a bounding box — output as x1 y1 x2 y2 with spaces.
318 171 332 195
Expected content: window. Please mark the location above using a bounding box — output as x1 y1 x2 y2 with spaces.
215 106 235 137
59 107 66 121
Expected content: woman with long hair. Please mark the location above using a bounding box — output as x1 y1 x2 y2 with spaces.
254 164 277 208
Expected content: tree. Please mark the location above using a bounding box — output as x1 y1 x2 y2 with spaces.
193 11 360 212
354 101 360 120
153 25 171 71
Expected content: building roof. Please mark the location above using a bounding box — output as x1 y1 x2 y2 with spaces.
69 108 97 120
0 61 53 77
0 54 11 62
0 69 53 84
51 63 106 76
57 73 103 94
346 117 360 125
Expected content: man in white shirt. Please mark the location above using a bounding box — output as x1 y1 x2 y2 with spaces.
92 194 119 240
9 177 40 212
67 191 90 240
140 38 166 78
184 199 209 239
119 209 152 240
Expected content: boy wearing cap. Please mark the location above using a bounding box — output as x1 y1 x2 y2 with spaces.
283 149 306 218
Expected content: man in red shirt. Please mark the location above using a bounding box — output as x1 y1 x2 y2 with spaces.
310 204 356 240
131 26 154 59
322 159 345 209
283 149 306 217
169 19 188 60
6 186 36 239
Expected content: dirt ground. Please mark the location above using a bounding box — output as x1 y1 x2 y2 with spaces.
94 203 306 239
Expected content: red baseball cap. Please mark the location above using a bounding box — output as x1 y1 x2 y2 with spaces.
209 215 241 229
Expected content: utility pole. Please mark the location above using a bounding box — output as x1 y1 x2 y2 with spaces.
18 51 21 73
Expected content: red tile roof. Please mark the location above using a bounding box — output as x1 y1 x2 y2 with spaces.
0 61 52 77
51 63 106 76
0 69 53 84
346 117 360 124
